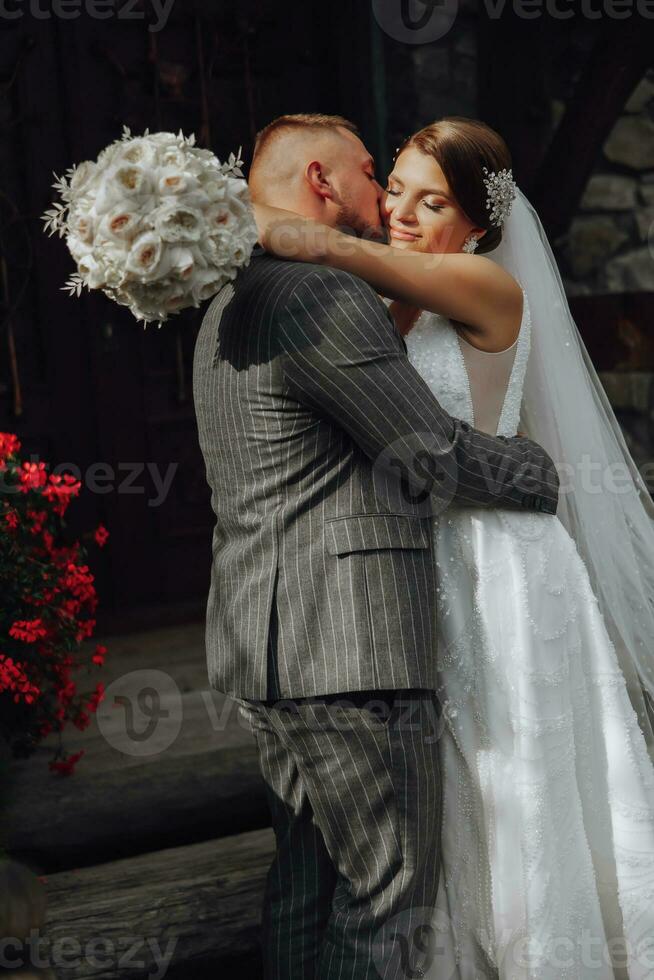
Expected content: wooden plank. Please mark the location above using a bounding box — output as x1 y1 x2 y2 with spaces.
9 624 252 774
6 623 268 870
7 743 267 873
40 829 274 979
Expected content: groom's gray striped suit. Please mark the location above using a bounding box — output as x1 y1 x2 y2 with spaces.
193 250 559 979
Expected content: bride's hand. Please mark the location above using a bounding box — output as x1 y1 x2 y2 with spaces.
252 202 328 263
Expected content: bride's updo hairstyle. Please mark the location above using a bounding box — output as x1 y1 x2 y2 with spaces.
396 116 512 255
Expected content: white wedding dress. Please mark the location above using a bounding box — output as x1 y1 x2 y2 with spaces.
405 287 654 979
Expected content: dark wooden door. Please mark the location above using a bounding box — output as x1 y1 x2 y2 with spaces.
0 1 380 630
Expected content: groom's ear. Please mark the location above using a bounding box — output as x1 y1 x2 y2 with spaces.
305 161 334 201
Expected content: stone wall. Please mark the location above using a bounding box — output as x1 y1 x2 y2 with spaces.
562 71 654 297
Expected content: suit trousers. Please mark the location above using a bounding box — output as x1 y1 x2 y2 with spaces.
236 685 444 980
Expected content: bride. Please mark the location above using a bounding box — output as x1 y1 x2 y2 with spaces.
254 117 654 978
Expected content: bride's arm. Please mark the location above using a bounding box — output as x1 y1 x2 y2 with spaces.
253 203 522 346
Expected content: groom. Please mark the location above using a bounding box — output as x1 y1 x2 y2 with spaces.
193 113 559 979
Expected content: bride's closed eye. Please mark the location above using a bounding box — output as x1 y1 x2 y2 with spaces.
385 187 444 213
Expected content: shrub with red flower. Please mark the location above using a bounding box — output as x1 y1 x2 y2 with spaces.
0 432 109 774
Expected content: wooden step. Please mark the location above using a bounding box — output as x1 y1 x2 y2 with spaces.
6 624 271 871
39 828 274 979
7 742 268 873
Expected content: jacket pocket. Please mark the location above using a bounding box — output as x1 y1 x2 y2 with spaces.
324 513 431 557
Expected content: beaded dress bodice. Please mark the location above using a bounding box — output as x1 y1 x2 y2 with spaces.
404 286 531 437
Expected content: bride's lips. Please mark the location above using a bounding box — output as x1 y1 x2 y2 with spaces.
389 227 421 241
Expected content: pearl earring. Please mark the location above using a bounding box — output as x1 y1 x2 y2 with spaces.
462 235 479 254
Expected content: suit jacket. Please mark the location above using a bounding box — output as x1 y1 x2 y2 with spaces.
192 251 559 699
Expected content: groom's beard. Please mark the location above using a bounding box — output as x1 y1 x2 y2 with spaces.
335 201 386 242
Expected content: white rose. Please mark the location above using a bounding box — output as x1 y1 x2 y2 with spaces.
99 246 130 288
157 168 200 197
191 267 227 304
121 280 168 320
92 175 125 215
117 138 157 169
125 231 164 282
113 163 153 198
122 282 186 321
193 147 219 165
98 205 144 243
95 143 122 171
229 238 251 268
77 254 106 289
158 145 185 169
228 194 255 225
148 132 180 146
225 176 250 201
163 287 191 313
176 188 210 212
205 195 254 242
66 234 90 263
189 243 209 269
206 202 234 234
70 211 95 244
201 178 227 203
154 202 203 242
157 244 197 281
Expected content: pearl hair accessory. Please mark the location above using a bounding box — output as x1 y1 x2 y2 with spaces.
462 235 479 254
482 166 517 227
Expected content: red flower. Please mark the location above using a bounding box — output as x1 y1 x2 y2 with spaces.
0 654 41 704
0 433 106 773
92 644 107 666
0 432 21 466
94 523 109 548
87 681 105 713
26 508 48 535
56 677 77 704
9 618 48 643
19 460 47 491
42 473 81 517
49 749 85 777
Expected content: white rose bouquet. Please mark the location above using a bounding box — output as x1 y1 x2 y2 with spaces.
41 127 258 326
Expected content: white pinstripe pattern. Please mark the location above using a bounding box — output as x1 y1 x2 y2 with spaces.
238 691 442 979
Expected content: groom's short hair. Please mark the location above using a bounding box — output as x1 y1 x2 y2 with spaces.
249 113 359 198
253 113 359 160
